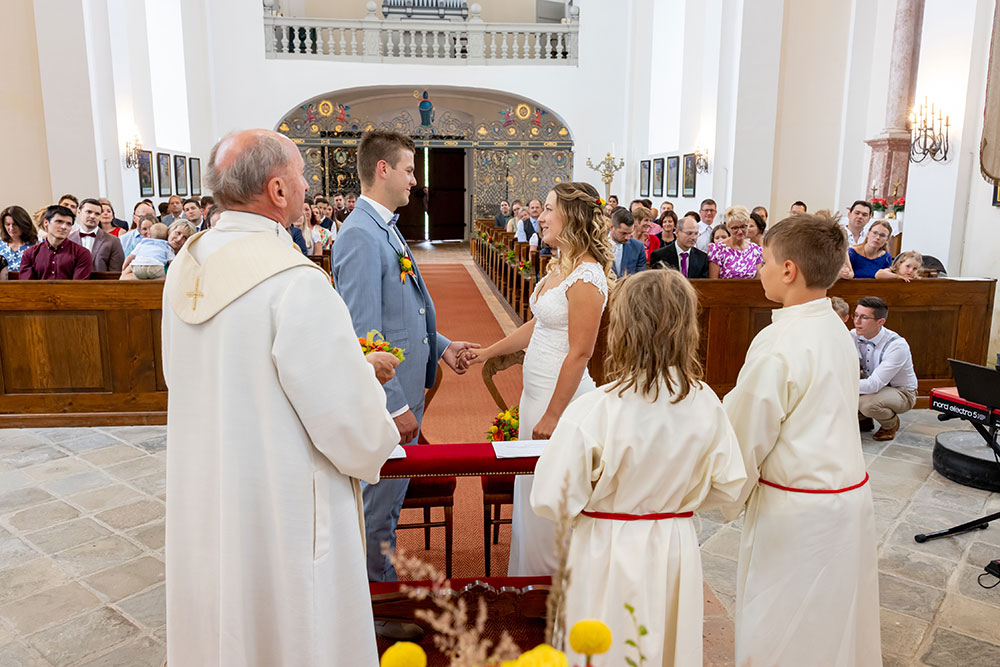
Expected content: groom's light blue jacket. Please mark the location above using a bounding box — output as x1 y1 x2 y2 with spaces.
332 197 449 416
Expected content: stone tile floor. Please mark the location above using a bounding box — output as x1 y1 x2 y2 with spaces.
3 416 999 665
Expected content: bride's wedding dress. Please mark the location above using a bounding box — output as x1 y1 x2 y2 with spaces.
508 261 608 576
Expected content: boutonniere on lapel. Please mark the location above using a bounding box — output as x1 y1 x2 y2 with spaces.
398 251 416 284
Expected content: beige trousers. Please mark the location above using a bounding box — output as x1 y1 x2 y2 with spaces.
859 386 917 430
132 264 166 280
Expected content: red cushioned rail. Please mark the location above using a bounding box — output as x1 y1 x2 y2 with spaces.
379 443 538 479
370 576 551 595
930 387 1000 416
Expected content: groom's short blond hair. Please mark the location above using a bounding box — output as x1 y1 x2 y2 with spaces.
357 130 416 187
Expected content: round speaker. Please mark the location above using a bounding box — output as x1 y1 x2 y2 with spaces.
932 430 1000 493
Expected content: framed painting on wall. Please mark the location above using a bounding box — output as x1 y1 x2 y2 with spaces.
174 155 188 197
190 158 202 196
137 150 154 197
993 184 1000 206
157 153 171 197
682 153 697 197
639 160 651 197
652 158 664 197
666 156 679 197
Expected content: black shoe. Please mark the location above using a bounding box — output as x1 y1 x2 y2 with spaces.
375 621 424 641
859 417 875 432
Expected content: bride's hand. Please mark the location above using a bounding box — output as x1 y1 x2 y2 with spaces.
532 412 558 440
463 345 491 366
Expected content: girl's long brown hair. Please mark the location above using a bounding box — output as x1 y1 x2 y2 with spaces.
604 270 703 403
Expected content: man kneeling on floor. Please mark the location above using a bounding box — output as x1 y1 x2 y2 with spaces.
852 296 917 441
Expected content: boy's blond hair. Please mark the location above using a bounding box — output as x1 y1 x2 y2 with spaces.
891 250 923 273
763 211 848 288
604 270 703 403
149 222 169 240
830 296 850 320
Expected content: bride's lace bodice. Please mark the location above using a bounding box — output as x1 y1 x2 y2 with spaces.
524 262 609 379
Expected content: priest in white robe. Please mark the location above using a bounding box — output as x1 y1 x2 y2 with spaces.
162 129 399 667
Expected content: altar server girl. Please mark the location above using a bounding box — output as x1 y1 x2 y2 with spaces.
531 269 746 667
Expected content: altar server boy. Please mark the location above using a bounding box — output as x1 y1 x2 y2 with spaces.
723 212 881 666
532 270 746 667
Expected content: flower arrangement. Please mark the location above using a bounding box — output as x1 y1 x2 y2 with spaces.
399 253 416 284
358 329 405 363
488 407 519 442
518 260 532 275
871 198 888 213
892 197 905 212
506 250 517 264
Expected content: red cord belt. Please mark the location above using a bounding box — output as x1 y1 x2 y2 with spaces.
580 510 694 521
758 472 870 494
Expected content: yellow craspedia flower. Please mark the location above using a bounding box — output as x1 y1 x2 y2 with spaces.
490 425 499 433
516 644 569 666
380 641 427 667
569 619 613 656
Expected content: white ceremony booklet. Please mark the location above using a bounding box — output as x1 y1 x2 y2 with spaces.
492 439 547 459
388 445 406 460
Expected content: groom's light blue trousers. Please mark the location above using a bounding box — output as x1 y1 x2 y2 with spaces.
362 400 425 582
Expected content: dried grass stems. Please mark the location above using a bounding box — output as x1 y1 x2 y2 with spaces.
544 472 574 652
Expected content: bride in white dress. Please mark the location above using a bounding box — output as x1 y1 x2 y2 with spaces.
467 182 614 576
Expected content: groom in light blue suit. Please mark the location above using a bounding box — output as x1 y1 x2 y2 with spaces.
333 131 476 637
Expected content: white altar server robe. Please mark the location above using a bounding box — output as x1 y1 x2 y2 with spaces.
723 298 881 667
162 212 399 667
532 379 746 667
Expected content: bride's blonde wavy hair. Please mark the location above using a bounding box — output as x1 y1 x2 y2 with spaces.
549 182 616 282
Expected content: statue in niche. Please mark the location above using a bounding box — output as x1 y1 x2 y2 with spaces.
415 90 434 129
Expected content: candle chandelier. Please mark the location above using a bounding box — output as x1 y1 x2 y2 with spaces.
909 97 949 164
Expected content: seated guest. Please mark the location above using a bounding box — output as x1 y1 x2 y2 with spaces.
790 200 807 214
852 296 917 440
167 220 196 256
182 198 207 231
32 206 48 241
122 222 174 280
204 206 223 230
199 196 215 220
631 205 660 263
842 200 873 245
659 201 674 215
305 207 334 255
0 256 6 280
710 224 729 244
608 207 646 277
58 194 79 215
751 205 768 224
98 199 127 233
848 220 893 278
708 205 762 279
608 195 619 207
1 205 40 272
70 198 125 272
603 202 615 217
830 296 850 324
658 209 678 245
875 250 922 282
747 211 766 245
331 193 348 223
649 213 709 278
514 205 536 243
494 200 511 228
19 205 91 280
510 198 523 220
345 191 357 214
121 208 157 256
157 202 169 219
161 195 184 224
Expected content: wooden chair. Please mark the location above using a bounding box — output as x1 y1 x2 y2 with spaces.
480 351 525 576
396 363 456 578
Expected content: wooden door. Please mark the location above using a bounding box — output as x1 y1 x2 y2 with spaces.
395 148 427 241
427 148 467 241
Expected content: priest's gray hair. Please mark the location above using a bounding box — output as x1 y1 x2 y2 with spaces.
206 131 289 209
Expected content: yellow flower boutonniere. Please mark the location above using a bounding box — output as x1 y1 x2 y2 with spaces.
399 252 416 284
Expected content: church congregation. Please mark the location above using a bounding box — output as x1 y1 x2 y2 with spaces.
4 0 1000 665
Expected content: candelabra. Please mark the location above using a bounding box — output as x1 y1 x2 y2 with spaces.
909 97 949 163
694 146 710 174
586 151 624 200
124 132 142 169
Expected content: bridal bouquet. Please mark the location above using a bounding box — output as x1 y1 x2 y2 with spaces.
487 407 519 442
358 329 405 363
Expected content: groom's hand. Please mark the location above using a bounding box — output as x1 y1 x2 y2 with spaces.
442 341 480 375
393 410 419 444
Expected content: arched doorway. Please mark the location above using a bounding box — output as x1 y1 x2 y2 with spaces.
276 86 574 241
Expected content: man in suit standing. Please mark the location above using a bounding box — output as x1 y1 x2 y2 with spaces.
70 198 124 272
608 207 646 277
333 130 477 640
649 213 709 278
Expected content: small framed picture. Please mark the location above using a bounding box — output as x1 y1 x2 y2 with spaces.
682 153 697 197
652 158 664 197
639 160 651 197
174 155 189 197
137 150 154 197
189 157 202 196
157 153 171 197
993 184 1000 206
666 156 679 197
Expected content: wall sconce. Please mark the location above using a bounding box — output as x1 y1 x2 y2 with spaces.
694 146 710 173
909 97 949 163
124 132 142 169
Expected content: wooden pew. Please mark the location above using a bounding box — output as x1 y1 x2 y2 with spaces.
0 277 993 426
